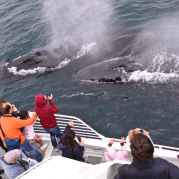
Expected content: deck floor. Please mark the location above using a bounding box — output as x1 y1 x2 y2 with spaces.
0 138 179 179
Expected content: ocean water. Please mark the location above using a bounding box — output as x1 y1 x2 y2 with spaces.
1 0 179 147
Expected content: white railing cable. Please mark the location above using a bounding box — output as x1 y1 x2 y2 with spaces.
32 113 109 143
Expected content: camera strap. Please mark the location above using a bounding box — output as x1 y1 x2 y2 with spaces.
17 159 27 171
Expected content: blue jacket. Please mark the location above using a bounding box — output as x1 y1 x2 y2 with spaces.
59 140 85 162
0 150 38 179
114 157 179 179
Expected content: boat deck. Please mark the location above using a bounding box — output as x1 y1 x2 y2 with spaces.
0 113 179 178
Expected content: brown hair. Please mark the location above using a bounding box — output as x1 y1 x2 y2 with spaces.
59 129 75 153
19 110 29 120
0 100 6 115
0 103 11 114
130 133 154 163
19 110 29 132
129 129 139 142
0 100 6 105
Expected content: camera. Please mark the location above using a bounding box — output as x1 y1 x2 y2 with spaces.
18 156 30 165
140 129 144 134
77 136 81 142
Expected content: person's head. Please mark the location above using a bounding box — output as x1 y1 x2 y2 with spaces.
0 100 6 115
59 129 76 152
19 110 29 120
128 129 139 142
0 103 12 115
4 149 21 164
130 133 154 163
35 94 47 107
0 100 6 105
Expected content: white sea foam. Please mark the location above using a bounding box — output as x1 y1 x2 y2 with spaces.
54 58 71 69
7 66 47 76
76 42 96 59
7 58 71 76
61 92 95 98
148 52 179 73
128 70 179 83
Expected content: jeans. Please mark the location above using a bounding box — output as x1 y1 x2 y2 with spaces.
0 137 8 153
43 125 62 149
6 145 20 151
20 139 42 162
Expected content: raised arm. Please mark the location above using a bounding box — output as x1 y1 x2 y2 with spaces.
49 100 58 113
13 112 37 128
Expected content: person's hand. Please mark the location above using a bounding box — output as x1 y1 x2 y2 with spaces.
135 128 142 133
109 138 114 145
79 139 84 146
68 121 74 126
44 95 47 100
11 104 17 112
33 112 37 116
48 94 53 100
143 129 149 136
120 137 125 144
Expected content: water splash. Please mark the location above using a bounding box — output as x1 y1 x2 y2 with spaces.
7 58 71 76
42 0 113 40
76 42 96 58
61 92 95 98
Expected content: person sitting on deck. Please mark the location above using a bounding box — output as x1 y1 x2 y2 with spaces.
0 149 38 179
34 93 61 152
114 133 179 179
19 110 48 158
105 137 129 162
0 103 43 162
59 129 89 163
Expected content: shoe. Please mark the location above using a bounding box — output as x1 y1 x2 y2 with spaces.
41 151 45 159
41 143 48 151
0 169 4 174
54 148 59 152
84 157 90 163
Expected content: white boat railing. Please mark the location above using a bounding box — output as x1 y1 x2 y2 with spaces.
32 113 179 153
33 113 108 142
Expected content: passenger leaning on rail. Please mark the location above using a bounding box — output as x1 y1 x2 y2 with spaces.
0 103 43 162
105 137 129 162
59 129 89 163
126 128 154 149
114 133 179 179
35 94 61 152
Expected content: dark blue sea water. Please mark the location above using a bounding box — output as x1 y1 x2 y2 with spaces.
1 0 179 147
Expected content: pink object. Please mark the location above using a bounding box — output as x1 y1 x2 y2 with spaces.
105 146 129 162
22 122 36 140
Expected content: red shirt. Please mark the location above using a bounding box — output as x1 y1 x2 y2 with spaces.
34 94 58 129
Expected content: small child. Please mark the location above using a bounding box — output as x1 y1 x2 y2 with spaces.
105 137 129 162
19 110 48 157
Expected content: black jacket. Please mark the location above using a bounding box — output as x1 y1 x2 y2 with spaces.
59 140 84 162
114 157 179 179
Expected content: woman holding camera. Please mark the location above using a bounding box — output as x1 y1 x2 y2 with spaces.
59 129 89 163
126 128 154 151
